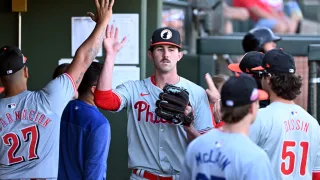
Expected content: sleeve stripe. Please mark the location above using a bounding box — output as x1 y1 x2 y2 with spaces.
64 73 76 95
198 127 214 134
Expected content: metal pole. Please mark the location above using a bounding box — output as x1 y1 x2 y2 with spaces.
140 0 147 80
308 61 317 119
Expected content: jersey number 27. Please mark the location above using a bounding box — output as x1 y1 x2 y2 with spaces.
2 125 39 165
281 140 309 176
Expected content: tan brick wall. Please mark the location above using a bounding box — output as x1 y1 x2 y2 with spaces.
293 56 309 111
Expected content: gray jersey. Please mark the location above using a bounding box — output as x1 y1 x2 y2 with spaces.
180 129 275 180
113 76 213 174
0 73 75 179
249 102 320 179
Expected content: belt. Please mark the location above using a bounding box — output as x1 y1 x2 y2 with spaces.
133 169 173 180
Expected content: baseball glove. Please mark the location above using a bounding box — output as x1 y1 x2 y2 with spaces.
155 84 194 126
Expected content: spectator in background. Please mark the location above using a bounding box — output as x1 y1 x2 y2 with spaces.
233 0 300 34
223 1 250 34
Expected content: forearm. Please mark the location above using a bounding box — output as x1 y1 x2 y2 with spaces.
66 23 108 88
184 125 201 142
97 56 116 91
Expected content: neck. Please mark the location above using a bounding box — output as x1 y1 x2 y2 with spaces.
269 91 295 104
221 116 252 136
154 70 179 89
4 83 27 98
78 95 95 106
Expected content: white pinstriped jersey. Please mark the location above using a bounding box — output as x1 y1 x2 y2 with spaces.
249 102 320 179
113 75 213 175
0 74 75 179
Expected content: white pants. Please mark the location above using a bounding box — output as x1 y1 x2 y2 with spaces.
129 171 180 180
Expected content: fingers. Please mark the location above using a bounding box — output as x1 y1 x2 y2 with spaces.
106 24 111 38
108 0 114 9
110 25 115 38
205 73 218 92
184 106 192 116
87 12 96 21
115 27 119 40
118 36 127 49
101 0 106 8
95 0 100 9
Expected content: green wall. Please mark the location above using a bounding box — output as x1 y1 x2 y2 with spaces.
0 0 200 179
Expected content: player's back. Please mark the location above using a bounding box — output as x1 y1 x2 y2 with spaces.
180 129 275 180
0 74 74 179
249 102 320 180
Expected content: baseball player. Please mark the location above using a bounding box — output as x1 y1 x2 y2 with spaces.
242 27 281 53
180 73 275 180
228 51 269 108
0 0 114 178
58 62 111 180
250 48 320 179
94 26 213 179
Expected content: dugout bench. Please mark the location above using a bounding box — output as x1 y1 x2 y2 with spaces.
197 34 320 121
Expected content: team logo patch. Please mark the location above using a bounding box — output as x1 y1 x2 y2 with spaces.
7 103 16 109
160 29 172 40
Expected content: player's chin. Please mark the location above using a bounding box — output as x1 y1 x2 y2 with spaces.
157 66 174 73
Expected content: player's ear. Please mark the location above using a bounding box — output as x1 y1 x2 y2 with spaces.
177 49 183 61
24 66 29 79
91 86 96 94
148 50 153 60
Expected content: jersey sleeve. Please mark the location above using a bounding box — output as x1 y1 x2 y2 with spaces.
38 73 76 116
249 108 266 146
245 153 275 180
111 81 134 112
84 123 111 180
193 89 214 133
313 127 320 174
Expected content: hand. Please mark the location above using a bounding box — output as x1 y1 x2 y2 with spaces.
103 25 127 58
87 0 114 25
213 100 221 124
205 73 221 104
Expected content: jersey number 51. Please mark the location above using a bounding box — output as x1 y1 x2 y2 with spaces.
281 140 309 176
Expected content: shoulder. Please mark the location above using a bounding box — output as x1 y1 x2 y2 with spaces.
179 77 206 95
188 129 216 149
236 137 268 163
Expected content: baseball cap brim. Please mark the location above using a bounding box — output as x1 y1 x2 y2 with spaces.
228 63 242 73
150 42 182 48
251 66 264 71
258 89 269 101
272 36 281 42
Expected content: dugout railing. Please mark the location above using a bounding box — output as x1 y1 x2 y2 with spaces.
197 34 320 121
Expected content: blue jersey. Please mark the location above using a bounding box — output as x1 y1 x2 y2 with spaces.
58 100 111 180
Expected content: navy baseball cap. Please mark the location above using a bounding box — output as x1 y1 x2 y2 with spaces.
0 46 27 77
252 48 296 74
228 51 265 74
150 27 182 48
221 74 268 107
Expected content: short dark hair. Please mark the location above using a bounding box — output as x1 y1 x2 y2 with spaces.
78 62 103 96
269 73 302 100
221 104 252 124
52 63 69 79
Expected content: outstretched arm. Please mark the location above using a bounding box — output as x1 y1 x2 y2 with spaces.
65 0 115 89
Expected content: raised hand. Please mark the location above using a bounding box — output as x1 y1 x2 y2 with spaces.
87 0 114 25
205 73 221 104
103 25 127 58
